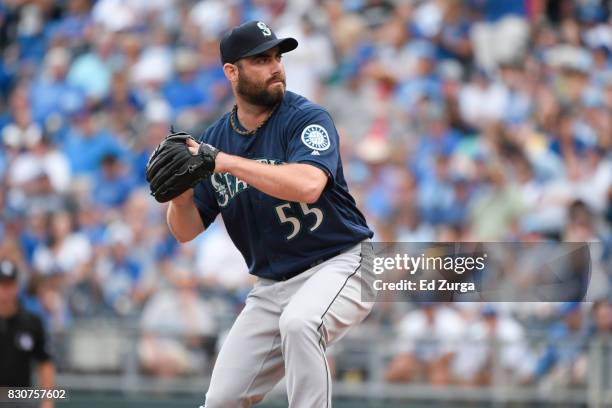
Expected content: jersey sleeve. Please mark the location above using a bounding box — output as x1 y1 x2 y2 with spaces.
193 179 220 228
286 109 340 187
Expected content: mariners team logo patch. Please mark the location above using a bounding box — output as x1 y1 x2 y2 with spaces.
301 124 330 152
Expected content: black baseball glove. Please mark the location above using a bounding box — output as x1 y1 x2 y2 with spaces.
145 131 219 203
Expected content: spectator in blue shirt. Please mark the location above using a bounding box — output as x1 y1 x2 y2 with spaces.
61 108 125 176
395 41 443 112
96 224 145 316
19 209 49 265
434 1 473 63
417 154 457 225
409 105 460 181
162 48 209 119
45 0 92 50
30 47 85 123
0 57 13 100
91 153 136 209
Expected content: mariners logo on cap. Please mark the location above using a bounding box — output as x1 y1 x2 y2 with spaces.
257 21 272 37
301 125 330 153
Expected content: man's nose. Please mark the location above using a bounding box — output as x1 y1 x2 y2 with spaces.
270 58 282 75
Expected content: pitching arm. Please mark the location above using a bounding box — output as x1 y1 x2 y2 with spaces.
214 153 327 204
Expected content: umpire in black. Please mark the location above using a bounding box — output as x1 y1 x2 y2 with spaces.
0 259 55 408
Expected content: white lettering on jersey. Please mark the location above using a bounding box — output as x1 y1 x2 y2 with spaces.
210 158 284 207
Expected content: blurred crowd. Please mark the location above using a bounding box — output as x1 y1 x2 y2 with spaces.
0 0 611 388
379 300 612 389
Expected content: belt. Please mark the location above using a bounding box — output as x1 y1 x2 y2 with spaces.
271 249 346 282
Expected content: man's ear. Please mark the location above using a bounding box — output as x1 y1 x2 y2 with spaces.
223 63 238 82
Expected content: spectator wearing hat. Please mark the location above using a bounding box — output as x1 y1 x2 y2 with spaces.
0 259 56 406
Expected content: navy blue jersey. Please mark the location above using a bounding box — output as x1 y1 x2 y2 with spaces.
193 91 373 280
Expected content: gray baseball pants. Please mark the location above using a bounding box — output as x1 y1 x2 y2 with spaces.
203 241 375 408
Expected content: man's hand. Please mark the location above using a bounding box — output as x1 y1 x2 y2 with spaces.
145 131 219 203
186 137 200 154
170 135 198 206
179 135 327 203
186 138 231 174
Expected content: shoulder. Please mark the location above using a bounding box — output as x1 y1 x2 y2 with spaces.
279 92 337 146
280 91 331 122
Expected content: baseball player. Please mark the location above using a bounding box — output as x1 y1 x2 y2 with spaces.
146 21 375 408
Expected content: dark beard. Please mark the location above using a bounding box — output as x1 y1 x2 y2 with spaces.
236 69 285 107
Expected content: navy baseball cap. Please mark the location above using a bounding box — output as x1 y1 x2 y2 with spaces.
220 21 298 65
0 259 18 281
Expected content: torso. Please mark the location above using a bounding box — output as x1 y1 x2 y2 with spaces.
193 91 373 280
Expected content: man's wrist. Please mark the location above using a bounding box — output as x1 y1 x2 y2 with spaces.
214 152 233 173
170 189 195 207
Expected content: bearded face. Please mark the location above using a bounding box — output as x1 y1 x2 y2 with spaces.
235 64 286 107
